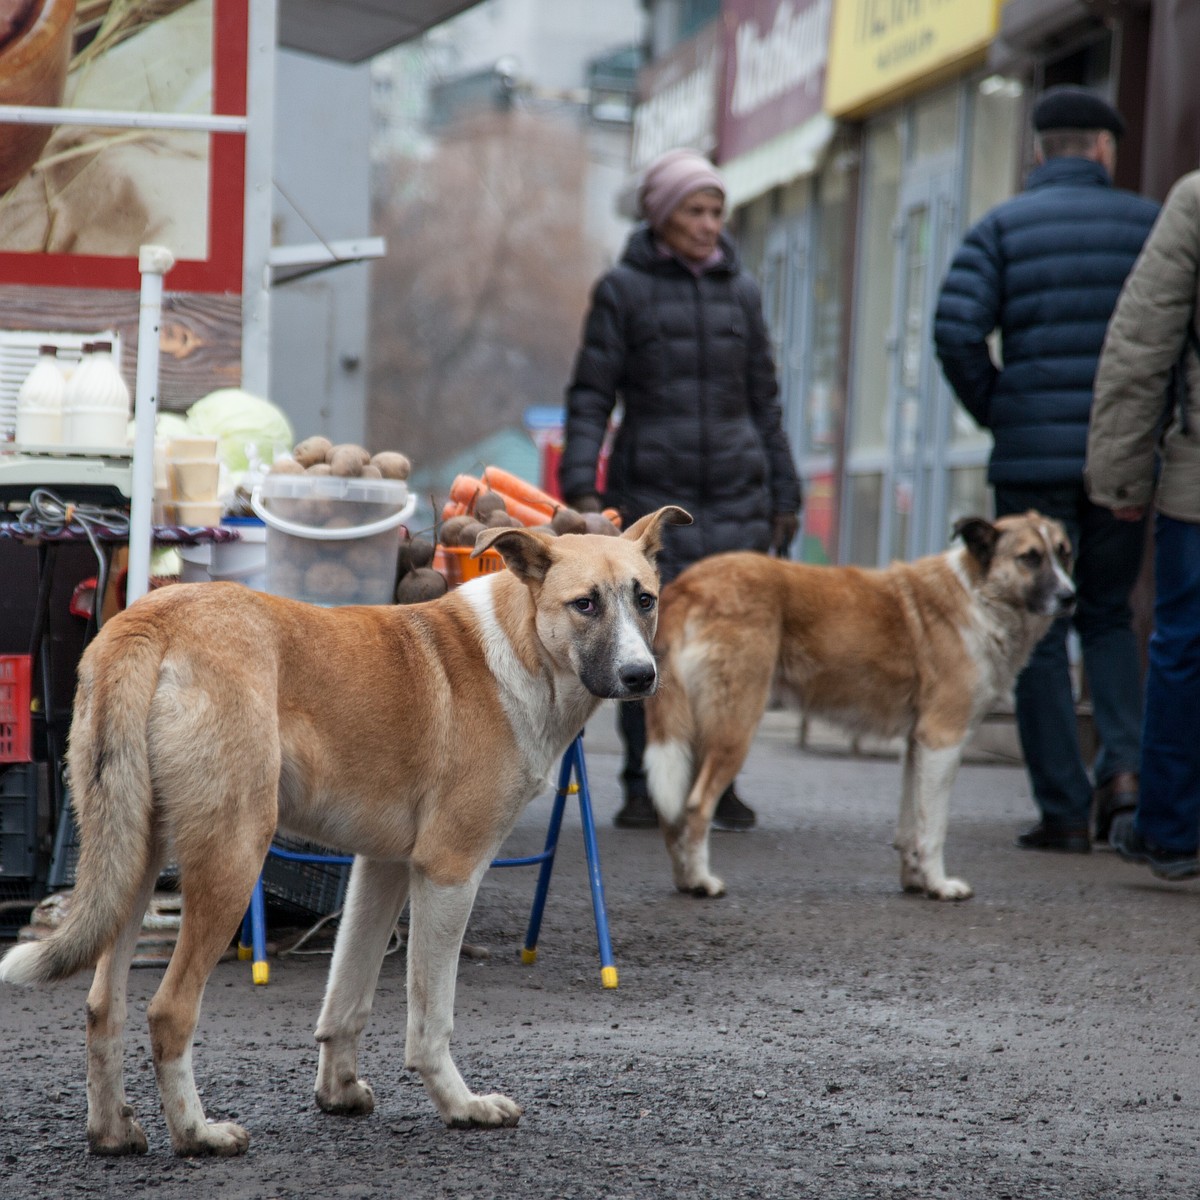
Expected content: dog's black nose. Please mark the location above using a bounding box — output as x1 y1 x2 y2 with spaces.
619 662 656 693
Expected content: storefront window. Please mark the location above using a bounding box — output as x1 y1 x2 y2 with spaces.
806 166 846 458
912 85 959 161
849 113 901 457
968 77 1024 225
847 472 883 566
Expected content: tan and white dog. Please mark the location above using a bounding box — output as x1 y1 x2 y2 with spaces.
644 512 1075 902
0 506 689 1157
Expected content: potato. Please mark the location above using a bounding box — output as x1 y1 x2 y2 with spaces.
550 506 588 535
269 457 304 476
583 512 620 536
328 447 365 477
306 462 332 476
331 443 371 466
371 451 411 481
360 464 383 479
293 436 333 468
395 567 448 605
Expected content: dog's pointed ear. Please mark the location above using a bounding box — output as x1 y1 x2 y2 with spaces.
473 526 554 583
623 505 692 566
953 516 998 571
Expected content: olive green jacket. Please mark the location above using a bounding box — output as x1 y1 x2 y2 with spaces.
1086 169 1200 523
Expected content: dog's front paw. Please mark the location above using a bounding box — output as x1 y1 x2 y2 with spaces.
316 1076 376 1115
926 877 973 901
170 1119 250 1157
87 1108 149 1156
445 1092 523 1128
676 872 726 898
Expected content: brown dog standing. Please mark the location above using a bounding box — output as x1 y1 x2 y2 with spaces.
0 506 690 1156
644 512 1075 901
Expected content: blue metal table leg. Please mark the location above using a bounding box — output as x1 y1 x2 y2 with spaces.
518 744 574 964
570 737 617 988
247 875 269 985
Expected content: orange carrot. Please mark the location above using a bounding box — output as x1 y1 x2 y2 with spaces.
441 499 468 522
602 507 623 530
493 491 553 527
449 474 486 509
480 466 559 517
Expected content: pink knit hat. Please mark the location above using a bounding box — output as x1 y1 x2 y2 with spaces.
637 148 725 231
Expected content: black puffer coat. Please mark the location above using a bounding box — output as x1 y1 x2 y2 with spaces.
934 157 1159 486
559 226 801 582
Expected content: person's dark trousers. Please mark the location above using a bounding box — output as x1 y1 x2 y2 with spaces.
994 483 1146 829
618 699 648 794
1137 513 1200 852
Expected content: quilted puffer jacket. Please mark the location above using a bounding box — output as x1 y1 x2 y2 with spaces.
1087 170 1200 523
934 157 1159 485
559 226 801 581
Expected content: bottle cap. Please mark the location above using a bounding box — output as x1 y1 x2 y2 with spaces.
92 340 113 353
37 345 58 356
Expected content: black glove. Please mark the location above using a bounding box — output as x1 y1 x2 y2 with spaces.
770 512 799 557
567 493 602 514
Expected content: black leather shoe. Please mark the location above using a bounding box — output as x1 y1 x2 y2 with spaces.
712 787 756 832
1016 820 1091 853
1110 812 1200 880
614 784 659 830
1093 771 1138 845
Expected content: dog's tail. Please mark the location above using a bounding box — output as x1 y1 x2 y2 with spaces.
0 614 163 987
644 591 697 826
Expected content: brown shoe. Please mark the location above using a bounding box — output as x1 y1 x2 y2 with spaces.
1094 771 1138 845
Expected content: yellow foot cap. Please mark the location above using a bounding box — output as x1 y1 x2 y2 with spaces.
601 966 618 989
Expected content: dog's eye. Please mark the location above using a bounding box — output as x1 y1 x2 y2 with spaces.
637 592 656 612
572 597 595 615
1057 543 1073 565
1019 549 1043 569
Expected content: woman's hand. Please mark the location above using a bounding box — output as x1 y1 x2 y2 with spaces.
770 512 799 556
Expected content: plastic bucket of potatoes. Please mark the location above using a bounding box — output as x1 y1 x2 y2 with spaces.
252 474 415 606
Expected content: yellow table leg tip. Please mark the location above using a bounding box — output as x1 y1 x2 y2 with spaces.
252 962 270 986
237 945 252 960
601 966 618 989
521 947 537 965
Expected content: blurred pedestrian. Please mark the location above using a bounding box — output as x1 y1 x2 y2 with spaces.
1086 168 1200 879
933 86 1159 853
559 147 802 831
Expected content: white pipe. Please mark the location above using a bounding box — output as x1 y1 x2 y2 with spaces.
0 104 248 133
126 245 175 606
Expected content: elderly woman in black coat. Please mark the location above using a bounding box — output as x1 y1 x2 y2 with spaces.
559 148 802 831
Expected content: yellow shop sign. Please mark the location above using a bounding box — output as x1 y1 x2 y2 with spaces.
826 0 1005 117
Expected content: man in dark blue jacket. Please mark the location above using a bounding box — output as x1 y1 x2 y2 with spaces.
934 86 1159 854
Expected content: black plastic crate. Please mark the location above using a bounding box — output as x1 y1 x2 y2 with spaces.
0 763 39 879
260 837 350 923
48 794 348 922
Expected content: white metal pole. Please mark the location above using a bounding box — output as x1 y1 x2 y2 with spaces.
126 244 175 606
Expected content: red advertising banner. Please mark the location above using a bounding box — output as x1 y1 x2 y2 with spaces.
719 0 831 162
0 0 248 295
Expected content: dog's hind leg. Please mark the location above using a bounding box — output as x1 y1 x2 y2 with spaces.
314 856 410 1115
404 866 522 1128
896 739 972 901
147 831 271 1156
85 852 163 1155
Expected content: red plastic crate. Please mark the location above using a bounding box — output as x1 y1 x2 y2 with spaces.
0 655 32 763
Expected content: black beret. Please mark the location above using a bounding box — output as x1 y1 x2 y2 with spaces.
1032 86 1125 137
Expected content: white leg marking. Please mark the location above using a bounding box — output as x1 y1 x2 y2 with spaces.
405 868 522 1127
645 738 691 827
904 743 972 901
